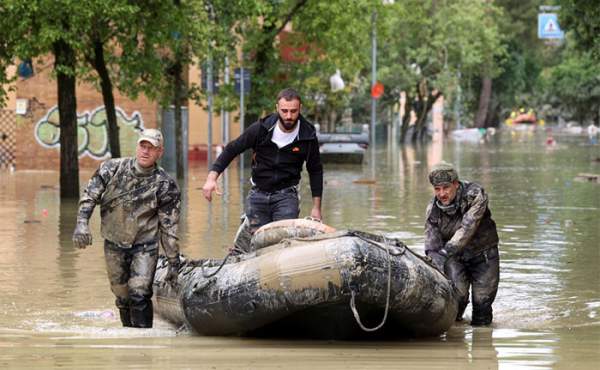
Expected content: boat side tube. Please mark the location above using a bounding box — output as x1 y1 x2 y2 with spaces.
153 230 458 338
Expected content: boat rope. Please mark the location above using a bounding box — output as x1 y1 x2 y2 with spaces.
199 234 254 278
200 249 235 278
349 234 393 332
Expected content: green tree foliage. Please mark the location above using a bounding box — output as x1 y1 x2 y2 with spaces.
220 0 386 129
543 48 600 124
88 0 213 177
0 0 93 197
376 0 505 139
188 0 259 114
0 3 17 106
6 0 590 166
484 0 546 125
115 1 211 103
77 0 144 159
559 0 600 60
285 1 374 131
1 1 216 180
235 0 310 124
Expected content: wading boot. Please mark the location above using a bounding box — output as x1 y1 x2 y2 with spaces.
471 305 493 326
130 300 153 328
119 308 133 327
470 314 492 326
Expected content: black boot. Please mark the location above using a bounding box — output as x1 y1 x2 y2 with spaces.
470 317 492 326
471 310 492 326
471 304 493 326
119 308 133 327
130 299 153 328
115 298 133 327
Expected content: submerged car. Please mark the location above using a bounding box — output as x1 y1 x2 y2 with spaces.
317 124 369 164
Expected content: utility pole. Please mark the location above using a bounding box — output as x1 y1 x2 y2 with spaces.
224 57 230 145
239 60 245 175
371 10 377 148
222 57 230 198
207 57 213 167
239 57 246 217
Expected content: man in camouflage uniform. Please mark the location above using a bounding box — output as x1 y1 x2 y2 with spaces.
73 129 181 328
424 162 500 326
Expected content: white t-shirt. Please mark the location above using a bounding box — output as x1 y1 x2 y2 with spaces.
271 120 299 148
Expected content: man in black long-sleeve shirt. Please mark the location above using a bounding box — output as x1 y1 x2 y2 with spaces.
202 88 323 238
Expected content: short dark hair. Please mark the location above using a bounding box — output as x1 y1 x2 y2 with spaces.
277 88 302 104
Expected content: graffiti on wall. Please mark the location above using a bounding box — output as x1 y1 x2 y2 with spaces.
34 106 145 159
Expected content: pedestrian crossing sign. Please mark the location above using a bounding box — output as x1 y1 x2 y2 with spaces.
538 13 564 39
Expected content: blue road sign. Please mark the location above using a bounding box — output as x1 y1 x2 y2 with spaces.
538 13 564 39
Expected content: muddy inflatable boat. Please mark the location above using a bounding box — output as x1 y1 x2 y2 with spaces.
153 221 458 339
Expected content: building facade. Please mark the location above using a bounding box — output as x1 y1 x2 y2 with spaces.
1 58 240 170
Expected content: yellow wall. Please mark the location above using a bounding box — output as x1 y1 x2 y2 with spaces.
5 66 16 110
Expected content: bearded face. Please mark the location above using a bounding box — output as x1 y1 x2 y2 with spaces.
276 98 301 132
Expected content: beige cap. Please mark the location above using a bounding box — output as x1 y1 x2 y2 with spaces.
137 128 163 147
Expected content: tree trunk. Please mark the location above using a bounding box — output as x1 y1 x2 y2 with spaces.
474 76 492 128
53 40 79 199
399 92 412 142
414 103 427 141
413 90 441 142
412 86 427 142
485 97 500 128
91 39 120 158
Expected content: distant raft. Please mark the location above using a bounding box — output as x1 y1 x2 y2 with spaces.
153 226 458 339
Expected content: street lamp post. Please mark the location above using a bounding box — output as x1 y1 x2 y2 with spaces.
371 10 377 148
370 1 394 150
207 57 213 166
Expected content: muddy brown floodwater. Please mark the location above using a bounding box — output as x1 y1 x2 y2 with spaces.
1 130 598 369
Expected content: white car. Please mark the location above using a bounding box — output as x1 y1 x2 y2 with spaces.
317 125 369 164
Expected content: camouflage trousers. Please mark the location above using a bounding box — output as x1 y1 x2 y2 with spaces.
104 240 158 327
445 246 500 326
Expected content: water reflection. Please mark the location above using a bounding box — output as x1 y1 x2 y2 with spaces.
446 326 499 369
1 130 599 369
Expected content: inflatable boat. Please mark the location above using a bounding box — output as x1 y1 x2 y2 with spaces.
153 220 458 339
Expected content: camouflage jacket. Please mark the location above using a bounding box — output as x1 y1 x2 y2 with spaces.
424 181 498 258
77 158 180 259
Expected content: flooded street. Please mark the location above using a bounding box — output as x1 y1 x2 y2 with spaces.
1 130 599 369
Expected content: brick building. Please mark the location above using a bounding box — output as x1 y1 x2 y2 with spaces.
1 58 240 171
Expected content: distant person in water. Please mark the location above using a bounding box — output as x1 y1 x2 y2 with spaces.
424 162 500 326
72 129 181 328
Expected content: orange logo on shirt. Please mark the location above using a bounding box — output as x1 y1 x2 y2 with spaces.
292 147 300 152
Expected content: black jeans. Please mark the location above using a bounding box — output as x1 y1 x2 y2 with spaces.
445 246 500 325
245 186 300 233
